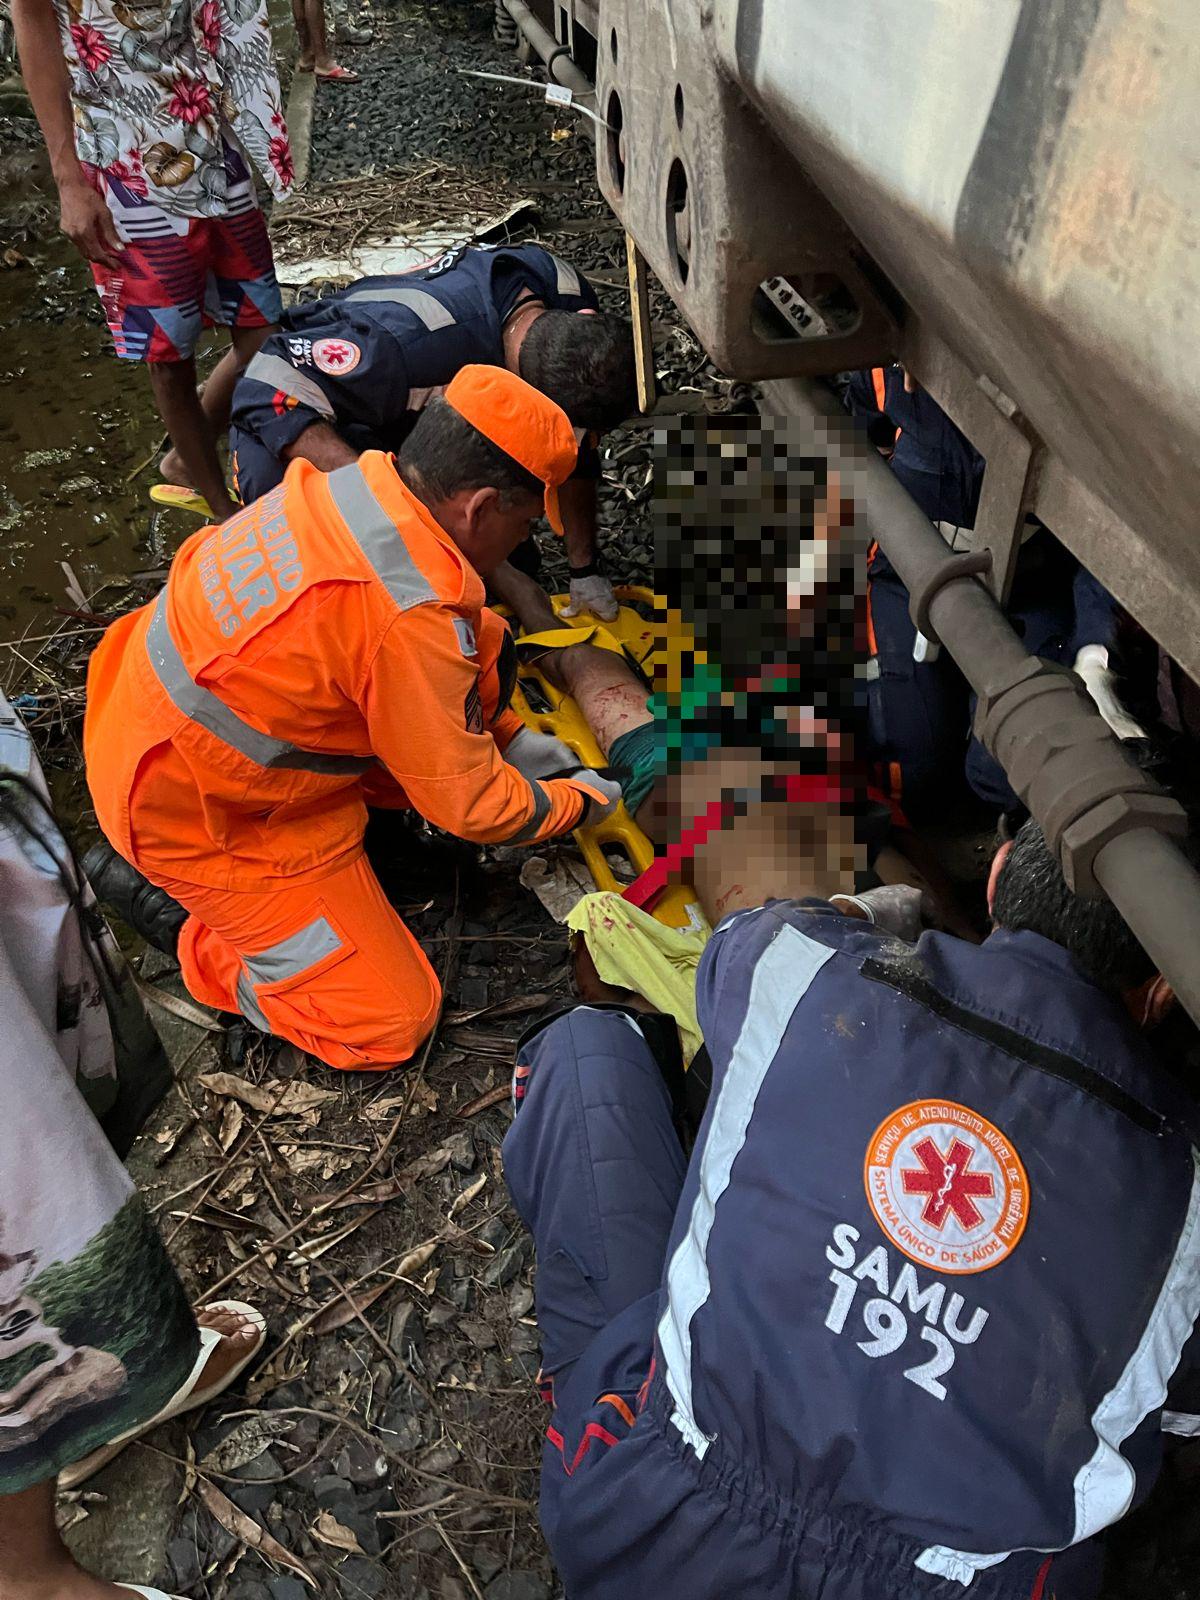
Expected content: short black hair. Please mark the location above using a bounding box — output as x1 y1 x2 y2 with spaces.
519 310 636 433
991 819 1156 995
397 395 542 504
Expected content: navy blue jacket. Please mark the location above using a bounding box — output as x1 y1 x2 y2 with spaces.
538 901 1200 1598
846 365 985 532
230 243 599 475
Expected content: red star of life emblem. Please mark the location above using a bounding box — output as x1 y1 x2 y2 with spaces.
899 1135 995 1231
322 342 350 366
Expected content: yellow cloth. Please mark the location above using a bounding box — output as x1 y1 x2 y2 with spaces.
567 891 711 1063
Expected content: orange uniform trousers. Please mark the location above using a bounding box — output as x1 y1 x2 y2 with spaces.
158 852 441 1072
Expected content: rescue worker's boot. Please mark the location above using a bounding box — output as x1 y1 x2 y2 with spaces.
82 841 187 956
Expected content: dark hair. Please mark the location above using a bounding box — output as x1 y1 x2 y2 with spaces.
991 818 1156 994
397 395 543 504
518 310 636 433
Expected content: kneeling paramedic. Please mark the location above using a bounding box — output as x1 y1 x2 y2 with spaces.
503 805 1200 1598
229 243 636 620
83 367 621 1071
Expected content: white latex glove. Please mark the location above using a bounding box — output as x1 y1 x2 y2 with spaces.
568 769 623 825
1073 644 1148 741
831 884 925 942
505 726 579 781
562 573 620 622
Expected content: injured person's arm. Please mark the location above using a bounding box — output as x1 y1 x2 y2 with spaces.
489 560 661 840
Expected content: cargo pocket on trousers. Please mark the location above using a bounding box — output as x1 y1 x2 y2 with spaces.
235 908 355 1036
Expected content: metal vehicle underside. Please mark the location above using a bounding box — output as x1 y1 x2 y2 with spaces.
497 0 1200 1028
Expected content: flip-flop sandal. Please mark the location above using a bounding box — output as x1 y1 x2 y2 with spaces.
148 483 216 519
316 64 360 81
58 1300 266 1491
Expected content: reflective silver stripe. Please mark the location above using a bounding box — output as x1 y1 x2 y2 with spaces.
343 285 456 329
236 917 344 1030
325 463 438 611
244 351 336 417
244 916 343 987
235 970 271 1032
552 255 582 297
915 1149 1200 1587
507 778 552 843
145 593 373 775
657 921 835 1459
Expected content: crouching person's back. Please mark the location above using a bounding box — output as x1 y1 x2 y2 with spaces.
502 819 1200 1599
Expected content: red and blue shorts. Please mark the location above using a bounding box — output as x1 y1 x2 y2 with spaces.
90 179 282 365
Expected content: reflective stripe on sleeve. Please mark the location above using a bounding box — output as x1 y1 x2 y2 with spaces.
506 778 553 843
552 255 582 297
145 593 374 775
343 284 456 329
243 351 336 417
325 463 438 611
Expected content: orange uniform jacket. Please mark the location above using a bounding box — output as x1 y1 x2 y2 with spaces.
85 452 590 892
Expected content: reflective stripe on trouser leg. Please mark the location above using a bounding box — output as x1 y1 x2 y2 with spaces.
167 856 442 1070
236 915 344 1031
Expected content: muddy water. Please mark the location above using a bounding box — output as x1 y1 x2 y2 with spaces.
0 233 206 647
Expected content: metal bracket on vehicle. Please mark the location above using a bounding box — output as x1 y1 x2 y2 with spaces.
904 327 1041 610
909 551 993 644
973 658 1187 896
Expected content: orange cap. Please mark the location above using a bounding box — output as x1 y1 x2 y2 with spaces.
443 364 579 535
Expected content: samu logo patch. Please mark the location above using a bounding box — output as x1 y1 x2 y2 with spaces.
864 1099 1029 1275
311 337 362 376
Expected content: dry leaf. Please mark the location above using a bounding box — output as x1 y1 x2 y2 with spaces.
202 1415 294 1475
443 993 550 1026
199 1072 339 1117
311 1509 364 1555
218 1100 245 1153
367 1080 438 1120
2 246 28 268
550 127 572 141
287 1213 369 1264
137 978 225 1031
448 1173 487 1218
197 1480 317 1588
277 1144 353 1180
178 1436 197 1506
458 1085 511 1119
310 1279 392 1335
331 1145 453 1209
395 1236 440 1279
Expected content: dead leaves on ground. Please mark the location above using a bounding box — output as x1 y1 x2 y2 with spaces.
198 1480 318 1588
198 1071 339 1120
311 1508 365 1555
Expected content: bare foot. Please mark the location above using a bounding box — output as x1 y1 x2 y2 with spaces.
190 1305 263 1398
158 446 189 488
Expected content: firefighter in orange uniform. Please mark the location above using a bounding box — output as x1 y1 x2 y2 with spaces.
82 366 621 1071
